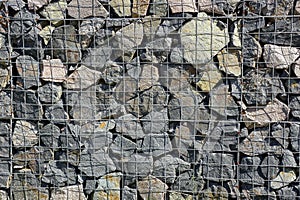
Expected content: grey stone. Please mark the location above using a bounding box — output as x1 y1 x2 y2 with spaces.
50 184 87 200
114 76 137 104
63 65 102 89
153 155 190 184
259 18 300 46
123 154 153 178
286 78 300 94
79 149 116 178
39 123 60 149
8 0 25 11
243 99 289 128
250 0 293 17
171 170 204 193
28 0 48 10
259 155 280 180
40 0 67 25
138 64 160 90
84 179 97 195
0 91 12 119
141 109 168 134
210 84 239 117
145 38 173 63
137 175 168 200
81 47 112 71
281 149 297 168
240 156 265 185
263 44 300 69
12 169 48 200
149 0 168 16
0 190 8 200
198 0 238 15
202 153 235 182
277 187 296 200
46 25 81 63
109 135 137 157
16 55 41 89
242 34 262 68
13 120 38 148
0 123 10 158
271 170 296 190
67 0 108 19
38 83 62 104
78 18 105 48
271 124 289 149
242 12 265 32
101 61 122 86
290 123 300 152
59 124 82 150
122 186 137 200
200 185 229 200
170 47 184 64
241 187 276 200
42 160 77 186
0 66 9 89
0 161 10 188
115 114 145 139
141 132 172 157
179 12 229 68
169 0 197 13
105 18 133 28
45 101 69 125
242 70 285 106
156 14 192 37
142 15 161 42
289 96 300 119
84 131 113 152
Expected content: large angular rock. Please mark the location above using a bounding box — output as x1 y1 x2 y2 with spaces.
196 62 223 92
168 0 197 13
149 0 168 16
263 44 300 69
217 49 242 76
0 161 10 188
137 175 168 200
40 0 67 25
138 64 159 90
241 13 265 32
81 46 112 71
13 120 38 148
28 0 48 10
41 58 67 83
243 99 289 128
141 132 172 157
123 154 153 178
281 149 297 169
38 83 62 104
171 170 204 193
44 101 69 125
242 34 262 68
39 123 60 150
109 135 137 157
67 0 108 18
0 91 12 119
132 0 150 17
200 185 229 200
93 172 122 200
290 123 300 152
259 155 280 179
271 171 296 190
180 12 229 68
51 184 87 200
16 55 41 89
115 114 145 139
109 0 131 17
240 156 264 185
0 122 10 158
141 109 168 134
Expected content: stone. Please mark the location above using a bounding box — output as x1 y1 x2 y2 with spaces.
290 123 300 152
122 186 137 200
241 187 276 200
12 169 48 199
50 184 87 200
200 185 229 200
0 91 12 119
81 47 112 71
242 34 262 68
243 99 289 128
16 55 41 89
170 47 184 64
171 171 204 193
0 67 10 90
59 124 83 150
240 156 264 185
142 15 161 41
149 0 168 16
168 0 197 13
198 0 238 15
259 18 300 47
0 123 10 158
137 175 168 200
114 76 137 103
110 0 131 17
153 155 190 184
293 59 300 77
115 114 145 139
101 61 122 85
217 49 242 76
180 12 229 68
38 83 62 104
39 123 60 149
79 149 116 178
93 172 122 200
271 124 289 149
41 58 67 83
141 109 168 134
138 64 159 90
202 153 235 181
277 187 296 200
288 96 300 119
123 154 153 178
0 161 10 188
46 25 81 63
38 25 55 45
111 21 144 62
281 149 297 168
132 0 150 17
210 84 239 117
259 155 280 179
241 12 265 32
63 65 102 89
141 133 172 157
271 171 296 190
196 62 223 92
243 70 285 106
8 0 25 11
263 44 300 69
109 135 137 157
40 0 67 26
67 0 108 18
145 38 173 62
45 101 69 125
28 0 48 10
13 120 38 148
0 190 8 199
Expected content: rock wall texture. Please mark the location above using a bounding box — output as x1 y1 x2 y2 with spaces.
0 0 300 199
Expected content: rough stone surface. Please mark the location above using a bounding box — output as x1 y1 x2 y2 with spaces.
0 91 12 119
0 67 9 90
13 120 38 148
50 184 87 200
40 0 67 25
67 0 108 19
138 175 168 200
168 0 197 13
259 155 280 179
132 0 150 17
217 49 242 76
110 0 131 17
196 62 223 92
115 114 145 139
141 132 172 157
38 83 62 104
93 172 122 200
271 171 296 190
41 58 67 83
240 156 264 185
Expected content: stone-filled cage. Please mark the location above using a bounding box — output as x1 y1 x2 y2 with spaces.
0 0 300 199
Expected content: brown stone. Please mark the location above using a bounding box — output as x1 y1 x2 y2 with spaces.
138 175 168 200
168 0 198 13
50 184 87 200
217 49 242 76
41 58 67 83
139 64 159 90
110 0 131 17
132 0 151 17
67 0 108 18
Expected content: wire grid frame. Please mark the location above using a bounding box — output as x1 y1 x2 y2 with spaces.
0 0 299 199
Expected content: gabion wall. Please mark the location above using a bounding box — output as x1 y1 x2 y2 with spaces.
0 0 300 199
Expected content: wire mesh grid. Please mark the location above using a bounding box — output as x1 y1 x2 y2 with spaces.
0 0 299 199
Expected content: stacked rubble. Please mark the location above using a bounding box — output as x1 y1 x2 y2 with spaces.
0 0 299 199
